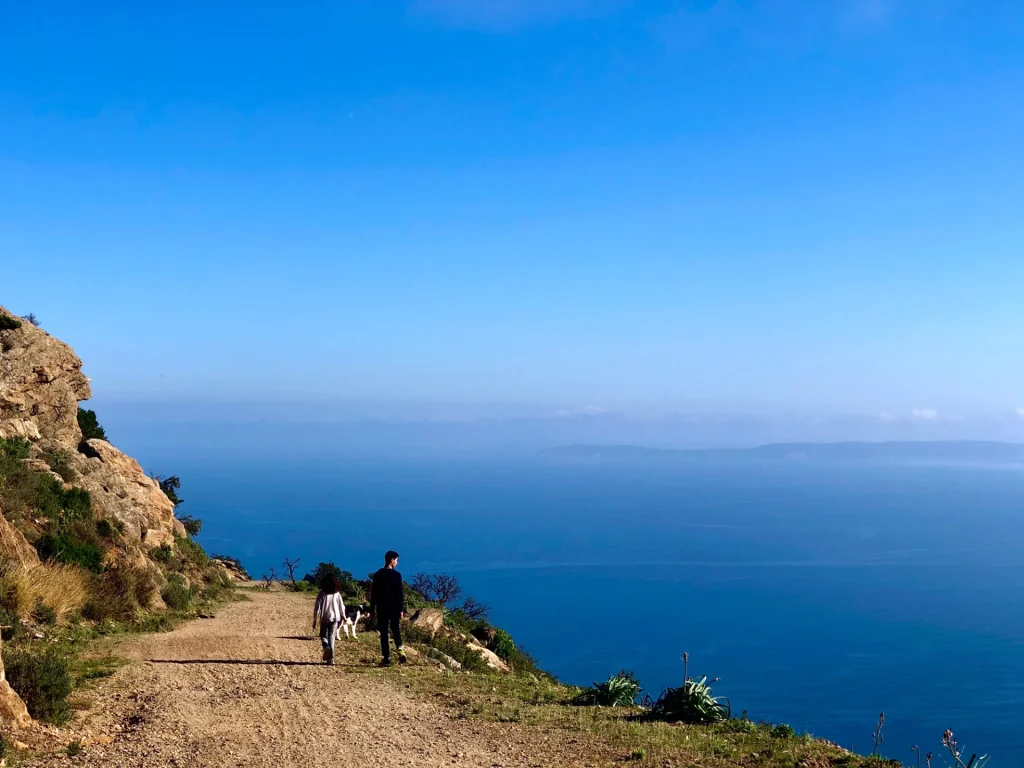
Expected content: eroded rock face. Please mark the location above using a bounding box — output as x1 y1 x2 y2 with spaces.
0 308 91 451
71 439 185 549
0 503 41 571
0 304 184 552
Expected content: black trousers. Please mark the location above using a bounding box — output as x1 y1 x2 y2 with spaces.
378 612 402 659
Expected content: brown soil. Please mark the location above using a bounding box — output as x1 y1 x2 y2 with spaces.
23 588 611 768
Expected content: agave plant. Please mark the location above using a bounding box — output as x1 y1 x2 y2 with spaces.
573 671 642 707
650 656 730 724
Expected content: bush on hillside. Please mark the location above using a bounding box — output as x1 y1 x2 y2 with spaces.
178 514 201 536
0 437 30 461
491 628 516 661
82 568 147 622
76 408 106 443
649 675 730 724
33 602 58 626
0 314 22 331
96 518 123 538
2 646 72 724
161 574 191 611
34 477 93 524
175 536 208 569
42 450 76 482
573 671 642 707
35 522 105 573
152 475 183 508
20 313 40 327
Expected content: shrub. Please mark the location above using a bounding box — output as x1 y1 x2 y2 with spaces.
573 671 642 707
33 602 57 625
82 568 142 622
96 518 118 538
35 520 105 573
650 675 730 724
161 574 191 611
770 723 796 739
66 741 83 757
20 313 39 327
0 607 27 641
0 438 30 460
0 314 22 331
291 580 316 593
76 408 106 442
133 567 161 609
178 515 201 536
42 451 76 482
34 476 93 523
629 749 646 761
175 536 209 568
506 645 545 678
153 475 183 508
2 646 72 724
491 628 516 661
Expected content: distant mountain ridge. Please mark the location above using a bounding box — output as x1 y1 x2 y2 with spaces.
540 441 1024 464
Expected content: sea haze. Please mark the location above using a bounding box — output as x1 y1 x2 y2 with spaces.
118 425 1024 760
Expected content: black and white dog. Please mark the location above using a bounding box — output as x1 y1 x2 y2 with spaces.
334 604 368 641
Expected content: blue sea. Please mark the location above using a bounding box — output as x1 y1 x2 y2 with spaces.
157 453 1024 761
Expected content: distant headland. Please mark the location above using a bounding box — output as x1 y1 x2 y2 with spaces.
539 441 1024 464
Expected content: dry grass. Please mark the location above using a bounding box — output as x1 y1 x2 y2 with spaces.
0 563 89 622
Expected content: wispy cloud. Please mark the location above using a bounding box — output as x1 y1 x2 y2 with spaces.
911 408 939 421
409 0 624 30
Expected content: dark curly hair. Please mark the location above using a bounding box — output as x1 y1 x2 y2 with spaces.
321 574 342 594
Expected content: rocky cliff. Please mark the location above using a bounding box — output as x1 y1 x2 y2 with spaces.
0 305 184 564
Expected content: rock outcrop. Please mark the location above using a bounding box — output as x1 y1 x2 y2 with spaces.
0 638 32 730
0 312 91 450
0 305 184 556
0 506 42 571
408 607 445 637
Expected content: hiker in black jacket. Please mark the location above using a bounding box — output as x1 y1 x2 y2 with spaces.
368 550 407 667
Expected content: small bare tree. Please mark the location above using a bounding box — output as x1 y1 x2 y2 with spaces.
282 557 301 587
411 573 463 606
460 596 490 621
261 567 278 591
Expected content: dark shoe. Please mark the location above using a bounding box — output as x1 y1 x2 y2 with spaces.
378 659 391 668
398 649 408 665
322 648 331 662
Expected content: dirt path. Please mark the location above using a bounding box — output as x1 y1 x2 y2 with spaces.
24 588 599 768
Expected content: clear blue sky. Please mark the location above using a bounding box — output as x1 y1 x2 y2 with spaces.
3 0 1023 426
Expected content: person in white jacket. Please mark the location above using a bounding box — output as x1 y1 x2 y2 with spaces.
312 575 346 666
